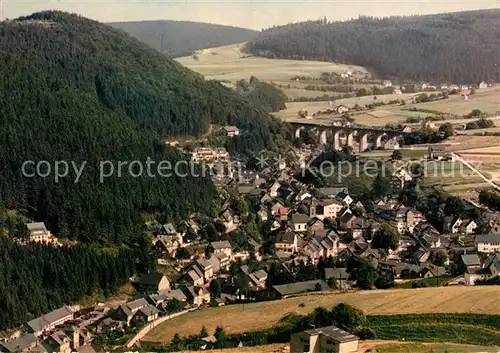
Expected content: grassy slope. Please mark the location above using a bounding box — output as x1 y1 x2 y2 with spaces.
144 286 500 342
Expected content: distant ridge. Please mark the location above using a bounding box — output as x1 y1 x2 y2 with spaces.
109 20 258 57
246 9 500 83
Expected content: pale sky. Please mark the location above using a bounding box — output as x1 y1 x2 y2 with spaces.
2 0 499 29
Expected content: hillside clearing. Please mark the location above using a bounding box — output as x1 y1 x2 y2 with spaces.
143 286 500 343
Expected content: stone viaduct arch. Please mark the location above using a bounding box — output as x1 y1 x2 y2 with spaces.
292 123 404 152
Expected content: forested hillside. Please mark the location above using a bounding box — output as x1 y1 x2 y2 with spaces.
109 20 257 57
0 11 291 245
0 238 139 329
246 9 500 83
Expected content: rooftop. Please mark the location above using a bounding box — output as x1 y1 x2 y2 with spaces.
475 232 500 244
134 272 167 286
272 280 328 296
211 240 232 250
303 325 359 343
291 213 310 224
276 231 296 244
461 254 481 267
0 334 39 352
27 306 73 333
27 222 48 232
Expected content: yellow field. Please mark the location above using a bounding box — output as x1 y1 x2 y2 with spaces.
411 87 500 116
176 43 368 84
144 286 500 343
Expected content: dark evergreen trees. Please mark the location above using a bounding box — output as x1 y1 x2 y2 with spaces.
247 9 500 82
0 11 292 244
110 20 257 58
0 237 136 330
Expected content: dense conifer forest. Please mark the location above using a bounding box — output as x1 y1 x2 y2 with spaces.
0 237 141 330
109 20 257 57
0 11 292 329
246 9 500 83
0 11 291 245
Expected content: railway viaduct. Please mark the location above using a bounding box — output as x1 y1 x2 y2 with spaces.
290 121 407 152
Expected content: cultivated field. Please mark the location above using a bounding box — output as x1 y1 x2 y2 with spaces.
176 43 500 128
411 87 500 116
176 43 368 91
277 96 419 126
144 286 500 343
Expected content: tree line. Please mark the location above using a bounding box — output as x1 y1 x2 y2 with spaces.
246 10 500 82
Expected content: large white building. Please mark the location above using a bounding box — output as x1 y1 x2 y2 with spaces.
475 232 500 253
27 222 58 244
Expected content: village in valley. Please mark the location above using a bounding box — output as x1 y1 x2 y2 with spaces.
5 107 500 352
4 9 500 353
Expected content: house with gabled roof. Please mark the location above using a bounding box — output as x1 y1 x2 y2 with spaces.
27 222 57 244
291 213 310 232
392 167 413 191
181 285 210 306
460 219 478 235
275 230 299 254
182 266 205 286
247 269 268 290
26 306 74 337
302 237 323 262
307 218 325 234
336 191 353 206
157 223 183 250
270 200 284 216
195 258 214 281
112 298 150 325
211 240 233 259
218 209 238 233
339 212 356 231
464 254 500 285
256 204 268 221
133 305 160 324
443 216 463 234
0 334 41 353
271 280 328 299
42 330 72 353
317 186 348 199
132 272 170 293
315 199 344 220
269 181 281 198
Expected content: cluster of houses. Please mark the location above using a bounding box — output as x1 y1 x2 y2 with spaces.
0 306 99 353
150 148 500 301
10 135 500 351
200 159 500 290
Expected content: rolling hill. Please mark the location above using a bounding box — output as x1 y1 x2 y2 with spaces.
246 9 500 83
0 11 289 244
109 20 258 57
